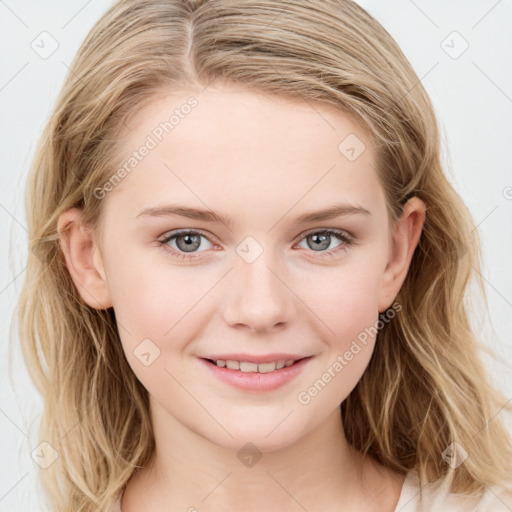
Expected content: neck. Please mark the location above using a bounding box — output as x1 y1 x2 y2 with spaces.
121 400 404 512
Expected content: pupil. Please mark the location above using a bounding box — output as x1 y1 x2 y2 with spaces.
310 233 329 251
178 234 201 252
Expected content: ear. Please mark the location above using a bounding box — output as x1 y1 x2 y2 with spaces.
57 207 113 310
378 197 426 312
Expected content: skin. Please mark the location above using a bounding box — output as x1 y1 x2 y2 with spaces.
57 84 426 512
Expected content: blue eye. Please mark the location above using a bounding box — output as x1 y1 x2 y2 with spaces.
158 228 353 261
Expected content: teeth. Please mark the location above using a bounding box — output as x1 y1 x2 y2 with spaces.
213 359 298 373
239 361 258 372
257 362 277 373
226 360 240 370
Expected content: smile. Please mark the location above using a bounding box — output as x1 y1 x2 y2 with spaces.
206 359 298 373
200 356 313 392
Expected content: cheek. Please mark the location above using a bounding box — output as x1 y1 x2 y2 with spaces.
108 258 223 386
303 260 382 341
109 268 204 393
296 262 382 399
107 251 208 340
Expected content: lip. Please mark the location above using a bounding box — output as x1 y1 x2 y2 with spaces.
199 353 308 364
199 355 313 392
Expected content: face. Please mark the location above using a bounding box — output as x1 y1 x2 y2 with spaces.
69 84 419 452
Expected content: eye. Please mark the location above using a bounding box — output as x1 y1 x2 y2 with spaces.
158 229 214 260
295 229 353 258
158 228 354 261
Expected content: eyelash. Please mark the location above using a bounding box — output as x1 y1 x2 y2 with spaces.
157 228 354 261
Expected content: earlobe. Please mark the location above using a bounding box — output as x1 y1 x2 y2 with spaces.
57 207 113 310
378 197 426 312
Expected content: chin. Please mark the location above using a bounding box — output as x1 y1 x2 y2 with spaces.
198 420 303 453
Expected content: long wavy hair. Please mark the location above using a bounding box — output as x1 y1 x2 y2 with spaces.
13 0 512 510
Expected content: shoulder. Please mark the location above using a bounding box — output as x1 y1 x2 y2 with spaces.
395 470 512 512
440 486 512 512
464 485 512 512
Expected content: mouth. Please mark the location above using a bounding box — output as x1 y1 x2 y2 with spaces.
199 356 313 392
202 357 309 373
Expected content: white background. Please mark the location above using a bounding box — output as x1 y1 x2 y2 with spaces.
1 1 511 510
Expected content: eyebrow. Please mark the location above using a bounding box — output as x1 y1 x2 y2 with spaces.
292 204 371 223
135 203 371 227
136 205 234 227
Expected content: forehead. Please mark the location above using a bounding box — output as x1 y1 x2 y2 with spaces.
121 84 372 156
104 85 383 223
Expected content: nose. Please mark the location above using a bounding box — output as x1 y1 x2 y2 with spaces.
221 252 295 333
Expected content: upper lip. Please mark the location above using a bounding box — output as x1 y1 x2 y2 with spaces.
200 353 311 364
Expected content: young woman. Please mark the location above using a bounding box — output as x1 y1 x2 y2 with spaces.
16 1 512 510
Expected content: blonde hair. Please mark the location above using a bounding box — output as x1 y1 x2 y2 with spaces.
13 0 512 510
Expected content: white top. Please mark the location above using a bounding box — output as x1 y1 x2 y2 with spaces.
109 469 512 511
394 470 512 511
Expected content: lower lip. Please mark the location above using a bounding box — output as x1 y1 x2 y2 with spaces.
199 357 313 392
